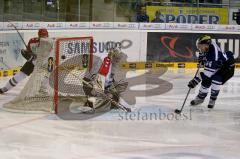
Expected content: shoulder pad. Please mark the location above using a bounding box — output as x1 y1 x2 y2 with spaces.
29 37 39 44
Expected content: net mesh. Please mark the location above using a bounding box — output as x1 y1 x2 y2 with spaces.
3 37 93 113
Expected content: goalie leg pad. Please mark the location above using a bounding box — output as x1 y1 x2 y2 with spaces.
110 94 120 109
82 77 94 96
20 61 35 76
94 99 111 112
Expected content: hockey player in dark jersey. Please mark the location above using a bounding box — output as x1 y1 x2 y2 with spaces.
0 28 49 94
188 35 235 109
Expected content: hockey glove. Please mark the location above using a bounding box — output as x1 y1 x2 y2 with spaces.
21 49 33 60
188 77 201 88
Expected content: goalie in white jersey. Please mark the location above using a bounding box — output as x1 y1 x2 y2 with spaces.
82 47 128 113
0 28 50 94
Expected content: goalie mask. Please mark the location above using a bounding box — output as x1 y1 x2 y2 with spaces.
38 28 49 38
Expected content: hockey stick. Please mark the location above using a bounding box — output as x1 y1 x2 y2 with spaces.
174 66 201 114
8 21 38 62
8 21 28 48
60 65 131 112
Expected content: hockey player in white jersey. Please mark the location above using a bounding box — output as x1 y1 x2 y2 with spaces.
188 35 235 109
82 46 128 113
0 28 49 94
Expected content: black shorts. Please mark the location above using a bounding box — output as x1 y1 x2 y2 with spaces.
20 61 34 76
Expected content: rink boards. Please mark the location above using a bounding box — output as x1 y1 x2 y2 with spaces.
1 62 240 77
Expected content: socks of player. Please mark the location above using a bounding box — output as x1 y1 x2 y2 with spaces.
1 71 28 93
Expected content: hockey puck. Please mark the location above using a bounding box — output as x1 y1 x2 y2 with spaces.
61 55 66 59
174 109 181 114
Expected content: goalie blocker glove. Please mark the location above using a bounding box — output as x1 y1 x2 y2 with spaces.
188 77 201 88
98 56 111 77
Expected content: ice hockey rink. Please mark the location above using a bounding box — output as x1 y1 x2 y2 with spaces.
0 68 240 159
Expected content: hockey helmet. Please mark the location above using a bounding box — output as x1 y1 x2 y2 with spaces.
38 28 49 38
196 35 211 45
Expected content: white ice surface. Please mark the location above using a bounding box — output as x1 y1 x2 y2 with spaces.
0 69 239 159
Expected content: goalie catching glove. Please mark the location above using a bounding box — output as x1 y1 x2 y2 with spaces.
21 49 37 62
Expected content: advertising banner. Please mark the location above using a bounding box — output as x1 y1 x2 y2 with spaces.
217 25 238 32
3 22 23 30
65 22 90 29
22 22 42 30
23 30 147 62
1 29 239 71
166 23 192 30
0 33 25 70
147 32 240 62
139 23 165 30
229 8 240 25
2 22 240 32
89 22 114 29
114 22 139 29
86 31 146 62
43 22 66 30
191 24 218 31
146 6 229 24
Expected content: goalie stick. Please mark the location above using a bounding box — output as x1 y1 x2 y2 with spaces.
174 66 200 114
60 65 131 112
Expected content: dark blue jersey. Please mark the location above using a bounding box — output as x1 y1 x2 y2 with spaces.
203 41 227 78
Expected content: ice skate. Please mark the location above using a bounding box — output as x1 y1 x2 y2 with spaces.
0 87 8 94
190 96 204 106
208 99 216 109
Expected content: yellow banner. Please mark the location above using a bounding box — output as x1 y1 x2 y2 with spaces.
1 63 240 77
147 6 228 24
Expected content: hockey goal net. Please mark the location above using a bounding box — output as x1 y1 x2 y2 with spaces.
3 36 93 114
